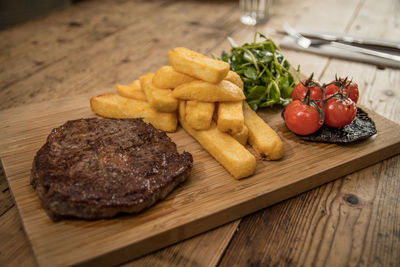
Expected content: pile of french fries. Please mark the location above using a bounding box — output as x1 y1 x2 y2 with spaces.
91 47 283 179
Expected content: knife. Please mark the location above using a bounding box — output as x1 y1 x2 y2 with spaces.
275 27 400 54
282 24 400 63
329 42 400 62
298 30 400 53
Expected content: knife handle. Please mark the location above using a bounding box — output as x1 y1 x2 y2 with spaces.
331 42 400 63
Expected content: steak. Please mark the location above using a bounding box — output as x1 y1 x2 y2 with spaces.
31 118 193 221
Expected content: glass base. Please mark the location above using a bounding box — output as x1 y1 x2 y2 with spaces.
239 0 271 26
240 15 268 26
240 15 257 26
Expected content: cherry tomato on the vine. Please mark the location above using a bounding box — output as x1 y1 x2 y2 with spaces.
284 100 322 135
324 98 357 128
292 80 323 102
325 80 359 103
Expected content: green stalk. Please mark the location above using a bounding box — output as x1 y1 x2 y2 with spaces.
220 32 299 110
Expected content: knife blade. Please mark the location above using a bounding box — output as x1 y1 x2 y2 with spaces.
273 28 400 54
330 42 400 62
281 24 400 63
296 29 400 54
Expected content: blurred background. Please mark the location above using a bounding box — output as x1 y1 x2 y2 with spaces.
0 0 86 30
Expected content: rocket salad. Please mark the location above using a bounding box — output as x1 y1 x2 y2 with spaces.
220 33 299 110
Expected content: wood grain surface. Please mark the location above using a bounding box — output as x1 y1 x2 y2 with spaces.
0 0 399 266
1 95 397 266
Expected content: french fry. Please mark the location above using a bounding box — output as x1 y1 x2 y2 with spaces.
173 80 245 102
90 93 177 132
168 47 230 83
243 102 284 160
231 124 248 145
185 100 215 130
217 101 244 134
153 66 196 89
130 79 141 90
224 71 244 90
178 100 186 120
116 84 147 101
179 118 256 179
140 73 178 112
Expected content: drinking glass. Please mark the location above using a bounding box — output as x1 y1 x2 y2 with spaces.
239 0 272 26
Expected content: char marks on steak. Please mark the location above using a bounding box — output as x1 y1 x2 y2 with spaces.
31 118 193 221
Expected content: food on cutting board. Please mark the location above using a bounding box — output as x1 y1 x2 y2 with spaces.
31 118 193 221
324 97 357 128
297 108 377 143
220 32 298 110
91 93 178 132
153 65 196 89
185 100 215 130
173 80 245 102
231 124 249 146
130 79 141 89
284 75 359 135
91 46 284 179
284 99 322 136
169 47 230 83
325 78 359 103
179 118 256 180
217 101 244 134
116 83 147 101
283 75 376 143
243 102 284 160
140 73 178 112
224 70 244 89
291 78 322 102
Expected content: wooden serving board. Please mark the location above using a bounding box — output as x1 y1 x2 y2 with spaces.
0 94 399 267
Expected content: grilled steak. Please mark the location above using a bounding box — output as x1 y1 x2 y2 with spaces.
31 118 193 221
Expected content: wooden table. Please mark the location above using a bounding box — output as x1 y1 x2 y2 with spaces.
0 0 399 266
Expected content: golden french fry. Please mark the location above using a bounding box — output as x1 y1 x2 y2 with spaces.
90 93 177 132
130 79 141 90
178 100 186 120
168 47 230 83
153 66 196 89
243 102 284 160
217 101 244 134
173 80 245 102
140 73 178 112
116 84 147 101
180 118 256 179
224 71 243 90
185 100 215 130
230 124 248 146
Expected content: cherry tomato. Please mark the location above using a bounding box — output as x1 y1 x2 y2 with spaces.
324 98 357 128
292 80 323 102
325 80 359 103
284 100 322 135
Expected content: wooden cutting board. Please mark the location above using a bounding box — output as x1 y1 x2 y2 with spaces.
0 94 399 267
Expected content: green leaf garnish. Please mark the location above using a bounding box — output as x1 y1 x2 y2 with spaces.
220 32 299 110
